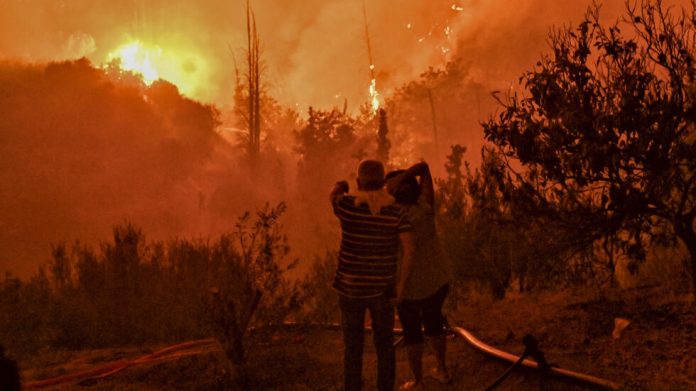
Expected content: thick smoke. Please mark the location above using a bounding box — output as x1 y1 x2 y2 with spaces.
0 0 639 108
0 59 274 276
1 0 689 276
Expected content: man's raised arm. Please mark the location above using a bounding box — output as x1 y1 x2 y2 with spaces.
330 180 349 203
405 161 434 208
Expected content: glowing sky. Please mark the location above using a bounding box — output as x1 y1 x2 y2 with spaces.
1 1 687 110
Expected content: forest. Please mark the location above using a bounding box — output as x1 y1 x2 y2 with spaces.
0 1 694 390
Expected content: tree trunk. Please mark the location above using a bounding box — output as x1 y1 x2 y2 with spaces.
245 0 260 161
209 288 262 388
376 109 390 164
674 216 696 292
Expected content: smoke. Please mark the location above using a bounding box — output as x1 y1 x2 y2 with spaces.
62 32 97 59
1 0 690 277
0 59 268 276
0 0 646 109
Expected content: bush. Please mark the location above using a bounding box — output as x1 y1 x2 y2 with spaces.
299 252 340 324
0 204 300 361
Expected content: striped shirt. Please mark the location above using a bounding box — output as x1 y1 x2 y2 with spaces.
332 194 412 298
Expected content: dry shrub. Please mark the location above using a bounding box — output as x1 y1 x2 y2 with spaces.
298 252 340 325
0 204 300 365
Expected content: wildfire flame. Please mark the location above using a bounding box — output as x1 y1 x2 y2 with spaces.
106 40 208 98
369 77 380 114
108 41 161 84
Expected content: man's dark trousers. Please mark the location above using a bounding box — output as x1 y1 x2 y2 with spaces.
339 294 395 391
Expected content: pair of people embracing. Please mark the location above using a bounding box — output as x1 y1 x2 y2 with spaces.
330 159 453 391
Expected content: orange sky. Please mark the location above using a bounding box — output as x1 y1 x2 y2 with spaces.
0 0 646 111
1 0 690 277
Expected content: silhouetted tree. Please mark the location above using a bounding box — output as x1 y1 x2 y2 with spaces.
376 108 391 164
207 203 298 386
295 107 362 196
435 146 521 297
436 144 467 220
385 59 483 165
0 59 222 276
483 1 696 288
233 0 263 161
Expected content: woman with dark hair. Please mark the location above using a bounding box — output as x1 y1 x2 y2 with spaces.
387 161 452 390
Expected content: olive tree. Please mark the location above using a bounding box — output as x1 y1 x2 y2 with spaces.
483 1 695 287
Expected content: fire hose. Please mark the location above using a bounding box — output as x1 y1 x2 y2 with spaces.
451 326 621 390
482 334 552 391
23 323 620 390
23 339 217 389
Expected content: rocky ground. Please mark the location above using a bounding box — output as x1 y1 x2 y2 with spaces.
19 288 695 390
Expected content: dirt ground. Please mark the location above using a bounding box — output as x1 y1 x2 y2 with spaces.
452 287 696 391
19 288 696 391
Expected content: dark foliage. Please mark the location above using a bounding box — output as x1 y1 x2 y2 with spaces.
483 1 696 288
385 59 486 167
376 108 391 164
295 107 364 181
0 59 223 276
0 205 299 360
293 107 371 250
435 144 617 298
299 252 340 324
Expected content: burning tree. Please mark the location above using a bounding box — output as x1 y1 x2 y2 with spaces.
483 1 695 288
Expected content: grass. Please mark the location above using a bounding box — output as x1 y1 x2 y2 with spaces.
16 286 696 390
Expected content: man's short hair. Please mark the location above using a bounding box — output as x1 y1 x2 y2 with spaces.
357 159 385 191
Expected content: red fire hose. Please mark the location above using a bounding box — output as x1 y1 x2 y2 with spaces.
23 339 216 389
23 324 620 389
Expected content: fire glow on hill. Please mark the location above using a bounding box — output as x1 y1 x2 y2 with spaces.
106 40 209 96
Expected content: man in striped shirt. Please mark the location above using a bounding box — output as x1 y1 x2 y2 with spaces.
330 159 414 391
